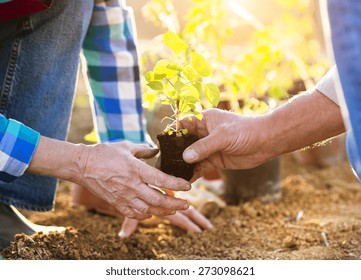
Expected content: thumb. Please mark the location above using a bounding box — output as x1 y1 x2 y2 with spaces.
118 218 139 238
183 135 220 163
133 146 159 159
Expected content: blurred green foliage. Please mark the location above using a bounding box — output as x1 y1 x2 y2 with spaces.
141 0 329 115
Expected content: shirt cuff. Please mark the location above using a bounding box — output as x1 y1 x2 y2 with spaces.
0 117 40 183
315 66 340 106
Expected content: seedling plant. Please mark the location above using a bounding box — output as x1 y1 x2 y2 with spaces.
145 31 220 135
145 31 220 180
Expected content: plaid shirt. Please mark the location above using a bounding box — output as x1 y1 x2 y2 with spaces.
83 0 145 144
0 0 145 183
0 114 40 183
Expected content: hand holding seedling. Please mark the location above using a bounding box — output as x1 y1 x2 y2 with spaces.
181 108 266 180
181 90 345 181
79 142 193 220
28 138 191 220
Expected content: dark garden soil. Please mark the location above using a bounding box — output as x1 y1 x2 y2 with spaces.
1 94 361 260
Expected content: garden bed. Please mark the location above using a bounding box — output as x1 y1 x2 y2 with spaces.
1 153 361 260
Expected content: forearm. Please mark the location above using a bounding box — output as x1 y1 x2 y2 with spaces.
27 136 89 184
259 89 345 160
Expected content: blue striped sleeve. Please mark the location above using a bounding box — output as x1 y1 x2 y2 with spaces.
0 114 40 183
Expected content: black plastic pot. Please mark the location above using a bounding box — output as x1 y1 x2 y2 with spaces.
219 157 281 205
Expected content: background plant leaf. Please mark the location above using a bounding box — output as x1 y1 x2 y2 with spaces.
163 31 189 54
204 83 220 107
191 52 213 77
154 59 177 78
147 81 164 91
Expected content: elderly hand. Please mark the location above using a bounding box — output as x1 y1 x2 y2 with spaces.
72 184 213 238
79 141 192 220
180 109 268 180
118 207 213 238
28 138 191 220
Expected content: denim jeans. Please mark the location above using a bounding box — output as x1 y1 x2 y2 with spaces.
0 0 93 211
328 0 361 181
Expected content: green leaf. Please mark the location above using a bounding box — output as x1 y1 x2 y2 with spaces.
193 112 203 120
147 81 163 91
145 71 154 82
204 83 220 107
167 62 181 71
191 52 213 77
160 99 172 105
163 31 189 54
179 104 192 115
182 95 199 104
175 79 185 92
143 91 156 110
182 65 199 81
187 103 197 110
181 84 199 99
154 59 177 78
268 86 287 100
154 73 166 80
84 129 98 143
193 82 204 96
167 90 179 101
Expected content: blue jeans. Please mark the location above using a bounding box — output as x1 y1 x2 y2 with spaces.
0 0 93 211
328 1 361 181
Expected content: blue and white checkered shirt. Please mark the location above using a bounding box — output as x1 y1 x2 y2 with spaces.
0 0 146 183
83 0 145 144
0 115 40 183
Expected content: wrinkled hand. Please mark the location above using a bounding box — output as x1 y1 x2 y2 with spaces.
118 207 213 238
180 109 268 180
80 141 191 220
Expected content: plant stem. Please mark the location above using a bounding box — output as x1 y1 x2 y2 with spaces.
176 117 179 133
175 100 180 133
166 77 181 133
166 78 176 89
